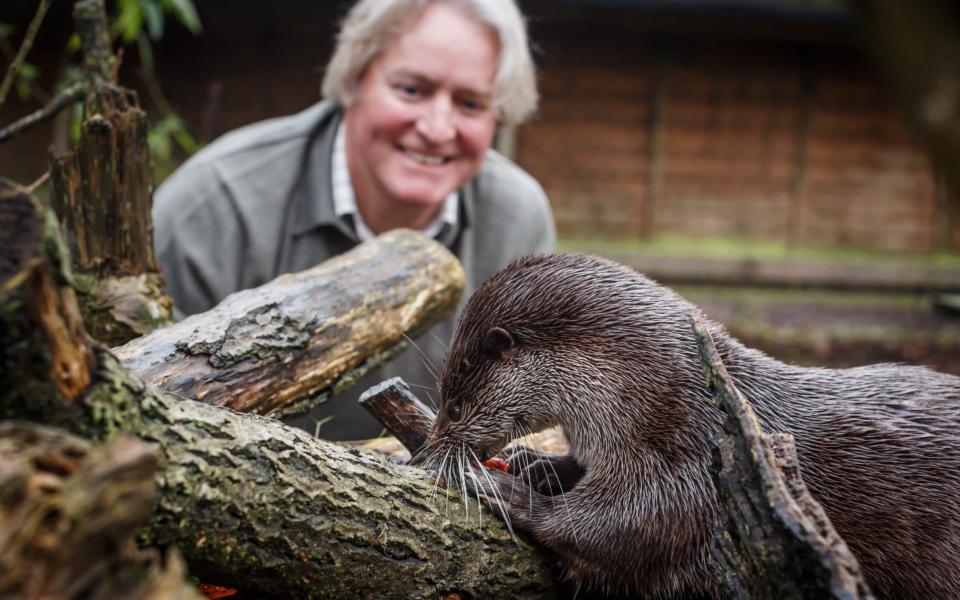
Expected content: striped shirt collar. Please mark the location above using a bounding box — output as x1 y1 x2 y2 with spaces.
331 120 458 242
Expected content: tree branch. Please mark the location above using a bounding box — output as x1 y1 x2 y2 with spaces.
0 82 87 145
0 0 54 109
0 422 202 599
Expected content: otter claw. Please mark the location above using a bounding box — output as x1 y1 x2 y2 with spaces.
502 447 584 496
467 468 539 531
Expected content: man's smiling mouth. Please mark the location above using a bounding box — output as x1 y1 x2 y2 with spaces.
400 146 450 166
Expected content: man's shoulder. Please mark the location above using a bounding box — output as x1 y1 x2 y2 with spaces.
178 102 336 174
154 102 337 225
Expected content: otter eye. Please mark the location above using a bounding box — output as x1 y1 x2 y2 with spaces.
446 402 462 422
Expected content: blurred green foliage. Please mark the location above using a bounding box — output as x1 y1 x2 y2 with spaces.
2 0 202 180
0 22 39 102
111 0 202 173
112 0 201 71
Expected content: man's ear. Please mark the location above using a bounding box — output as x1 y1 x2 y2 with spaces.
482 326 516 360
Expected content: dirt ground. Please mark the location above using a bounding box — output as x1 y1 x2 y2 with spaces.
676 285 960 376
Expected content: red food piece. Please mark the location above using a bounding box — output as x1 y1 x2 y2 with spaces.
482 457 510 473
197 583 238 599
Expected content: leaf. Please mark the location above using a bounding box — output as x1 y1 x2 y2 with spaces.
172 126 199 154
69 102 84 144
115 0 144 44
18 62 38 81
16 80 30 102
67 33 81 53
164 0 202 34
148 117 173 160
143 0 164 40
136 33 155 71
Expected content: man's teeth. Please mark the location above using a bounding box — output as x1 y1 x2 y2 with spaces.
404 149 446 165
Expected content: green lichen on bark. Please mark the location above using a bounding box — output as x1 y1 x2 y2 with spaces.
82 351 146 441
74 272 173 348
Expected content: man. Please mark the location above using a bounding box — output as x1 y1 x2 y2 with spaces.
153 0 555 439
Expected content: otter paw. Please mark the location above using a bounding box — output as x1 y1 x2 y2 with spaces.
502 447 585 496
467 467 541 531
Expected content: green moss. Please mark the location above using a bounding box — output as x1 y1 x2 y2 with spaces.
84 360 143 441
558 234 960 269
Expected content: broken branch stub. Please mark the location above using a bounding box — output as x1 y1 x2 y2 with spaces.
360 377 437 461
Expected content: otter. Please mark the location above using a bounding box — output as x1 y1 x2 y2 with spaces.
426 253 960 599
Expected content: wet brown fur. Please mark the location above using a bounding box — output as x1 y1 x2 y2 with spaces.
427 253 960 599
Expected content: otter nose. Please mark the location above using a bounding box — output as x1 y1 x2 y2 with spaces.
415 96 456 144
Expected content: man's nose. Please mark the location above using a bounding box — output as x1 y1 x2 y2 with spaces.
416 96 456 144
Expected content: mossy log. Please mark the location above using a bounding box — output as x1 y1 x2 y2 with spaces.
1 181 556 599
692 317 875 600
0 422 201 600
45 0 172 347
113 229 464 421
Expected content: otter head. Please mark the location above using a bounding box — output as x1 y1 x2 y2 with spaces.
427 253 658 472
429 321 545 466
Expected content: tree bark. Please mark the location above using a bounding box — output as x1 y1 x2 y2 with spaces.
113 229 464 421
1 178 95 428
0 422 201 600
1 180 557 599
46 0 173 347
692 317 875 600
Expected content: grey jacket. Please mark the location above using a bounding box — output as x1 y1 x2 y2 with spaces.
153 101 555 439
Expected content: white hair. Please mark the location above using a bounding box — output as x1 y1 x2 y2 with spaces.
321 0 538 125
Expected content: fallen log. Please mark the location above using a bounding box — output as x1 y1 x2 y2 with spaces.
692 317 875 599
0 422 201 599
1 180 556 598
113 228 464 420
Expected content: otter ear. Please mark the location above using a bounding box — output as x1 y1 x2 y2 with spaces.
482 327 516 360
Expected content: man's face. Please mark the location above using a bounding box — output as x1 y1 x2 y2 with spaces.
343 2 499 217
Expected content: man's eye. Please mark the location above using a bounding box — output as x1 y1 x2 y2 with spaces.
447 403 462 422
397 84 420 97
459 97 486 112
